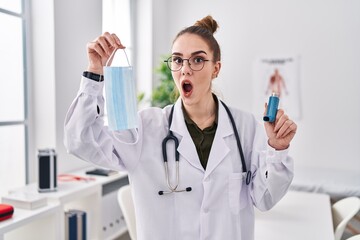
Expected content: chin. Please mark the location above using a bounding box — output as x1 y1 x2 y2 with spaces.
181 95 197 106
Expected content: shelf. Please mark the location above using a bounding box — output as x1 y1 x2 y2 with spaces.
0 202 61 240
0 168 128 240
0 202 60 234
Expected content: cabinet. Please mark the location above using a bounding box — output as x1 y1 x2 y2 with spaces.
0 168 129 240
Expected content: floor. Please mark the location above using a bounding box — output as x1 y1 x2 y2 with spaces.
113 231 131 240
342 210 360 239
112 210 360 240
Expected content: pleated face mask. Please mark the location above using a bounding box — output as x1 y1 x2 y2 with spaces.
103 49 138 131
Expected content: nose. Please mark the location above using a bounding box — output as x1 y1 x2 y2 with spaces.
181 59 192 75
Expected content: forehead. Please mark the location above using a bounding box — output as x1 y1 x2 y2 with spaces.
172 33 211 55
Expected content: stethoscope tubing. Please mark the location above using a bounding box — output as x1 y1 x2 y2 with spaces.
164 161 179 191
220 101 252 185
159 101 252 196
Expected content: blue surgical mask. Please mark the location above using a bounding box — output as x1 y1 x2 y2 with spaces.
103 49 138 131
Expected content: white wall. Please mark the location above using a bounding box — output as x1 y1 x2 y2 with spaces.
164 0 360 172
30 0 103 178
30 0 359 180
29 0 56 182
53 0 103 174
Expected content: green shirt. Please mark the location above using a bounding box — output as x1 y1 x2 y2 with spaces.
182 98 218 170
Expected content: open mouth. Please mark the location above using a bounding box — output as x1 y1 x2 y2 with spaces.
182 81 193 96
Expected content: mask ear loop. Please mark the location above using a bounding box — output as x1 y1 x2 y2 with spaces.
106 48 131 67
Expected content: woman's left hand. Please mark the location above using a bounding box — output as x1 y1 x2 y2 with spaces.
264 105 297 150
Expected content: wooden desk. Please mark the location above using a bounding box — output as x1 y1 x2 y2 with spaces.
255 191 334 240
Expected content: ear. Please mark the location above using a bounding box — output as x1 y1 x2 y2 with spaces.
212 61 221 79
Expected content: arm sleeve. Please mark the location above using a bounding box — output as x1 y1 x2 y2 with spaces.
249 118 294 211
63 76 142 172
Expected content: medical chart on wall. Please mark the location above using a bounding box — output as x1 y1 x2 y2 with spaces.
252 56 301 121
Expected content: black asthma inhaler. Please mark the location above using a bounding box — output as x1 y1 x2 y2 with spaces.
263 92 279 123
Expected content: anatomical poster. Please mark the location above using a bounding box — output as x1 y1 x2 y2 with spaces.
252 56 301 121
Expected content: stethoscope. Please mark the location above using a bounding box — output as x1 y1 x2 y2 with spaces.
158 101 252 195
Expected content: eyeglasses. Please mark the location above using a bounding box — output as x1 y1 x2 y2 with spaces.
164 56 210 72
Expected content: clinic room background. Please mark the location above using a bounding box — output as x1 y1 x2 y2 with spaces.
27 0 359 180
1 0 359 221
0 0 359 239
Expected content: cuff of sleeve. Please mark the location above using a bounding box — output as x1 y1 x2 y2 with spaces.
265 144 289 164
79 76 104 96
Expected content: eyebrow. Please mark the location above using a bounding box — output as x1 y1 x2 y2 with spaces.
172 50 208 56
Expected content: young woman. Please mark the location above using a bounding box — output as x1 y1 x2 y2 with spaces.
64 15 297 240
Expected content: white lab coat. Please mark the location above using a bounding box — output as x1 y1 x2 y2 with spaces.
64 77 294 240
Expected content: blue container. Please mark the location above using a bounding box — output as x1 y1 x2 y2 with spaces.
263 93 279 123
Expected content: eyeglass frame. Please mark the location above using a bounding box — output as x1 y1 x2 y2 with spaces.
164 55 211 72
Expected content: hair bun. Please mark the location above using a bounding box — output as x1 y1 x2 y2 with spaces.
194 15 219 34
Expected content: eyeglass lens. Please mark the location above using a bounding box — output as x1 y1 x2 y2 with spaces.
166 56 208 71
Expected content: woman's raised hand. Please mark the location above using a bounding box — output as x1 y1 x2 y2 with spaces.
264 105 297 151
86 32 125 75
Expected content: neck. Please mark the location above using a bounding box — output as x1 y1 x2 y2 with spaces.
183 94 216 129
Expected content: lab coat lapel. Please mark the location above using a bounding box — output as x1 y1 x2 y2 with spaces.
170 100 204 172
204 100 233 178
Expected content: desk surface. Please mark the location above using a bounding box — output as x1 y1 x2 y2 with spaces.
0 202 60 235
290 165 360 198
254 190 334 240
2 169 128 204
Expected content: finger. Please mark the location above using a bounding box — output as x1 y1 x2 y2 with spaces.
274 114 289 136
111 33 126 49
102 32 126 51
273 109 286 132
280 126 293 138
282 122 297 137
263 102 268 116
97 35 113 56
87 41 107 58
287 122 297 136
276 119 294 138
277 122 297 140
102 32 120 49
106 52 116 67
